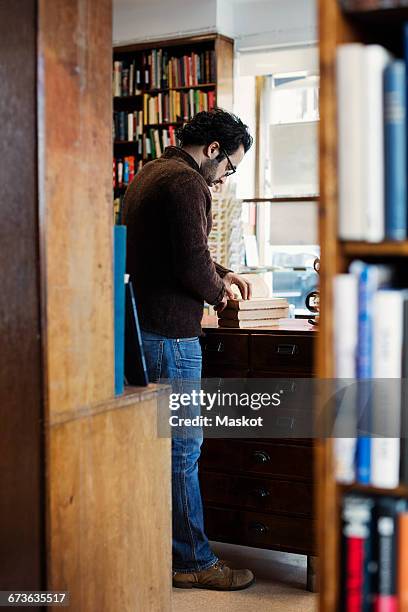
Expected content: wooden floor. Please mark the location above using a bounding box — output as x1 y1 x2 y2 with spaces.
172 543 317 612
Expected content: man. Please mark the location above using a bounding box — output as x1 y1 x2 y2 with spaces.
123 108 254 591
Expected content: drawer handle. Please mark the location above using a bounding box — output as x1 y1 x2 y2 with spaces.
205 341 224 353
253 487 270 499
252 450 270 464
249 522 268 536
276 344 298 356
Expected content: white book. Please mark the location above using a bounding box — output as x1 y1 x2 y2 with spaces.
113 61 122 97
127 113 134 142
333 274 359 484
371 290 404 489
362 46 392 242
337 44 365 240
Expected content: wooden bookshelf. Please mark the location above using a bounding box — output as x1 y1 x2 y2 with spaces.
342 240 408 256
317 1 408 610
112 33 233 221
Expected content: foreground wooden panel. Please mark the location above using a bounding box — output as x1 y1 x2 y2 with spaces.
38 0 114 419
48 389 171 612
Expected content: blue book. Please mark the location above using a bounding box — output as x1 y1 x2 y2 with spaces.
114 226 127 395
384 60 407 240
349 262 393 484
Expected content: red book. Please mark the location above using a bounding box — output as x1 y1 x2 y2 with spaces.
346 537 365 611
208 90 215 111
128 156 135 183
113 158 116 189
398 513 408 612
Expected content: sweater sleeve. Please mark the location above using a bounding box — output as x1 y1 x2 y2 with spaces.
167 177 226 305
214 261 233 278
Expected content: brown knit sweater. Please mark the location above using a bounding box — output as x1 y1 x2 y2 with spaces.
122 147 230 338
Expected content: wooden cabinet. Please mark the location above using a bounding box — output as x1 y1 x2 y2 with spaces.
199 320 317 590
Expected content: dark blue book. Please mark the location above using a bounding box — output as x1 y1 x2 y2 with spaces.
124 279 149 387
118 111 126 141
114 225 127 396
384 60 407 240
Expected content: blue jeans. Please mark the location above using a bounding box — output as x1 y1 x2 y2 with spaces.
140 330 218 573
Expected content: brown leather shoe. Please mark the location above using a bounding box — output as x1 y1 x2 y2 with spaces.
173 559 255 591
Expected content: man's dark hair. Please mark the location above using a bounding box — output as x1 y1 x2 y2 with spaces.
176 108 253 159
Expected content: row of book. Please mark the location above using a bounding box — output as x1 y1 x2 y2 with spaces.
341 494 408 610
114 110 178 145
340 0 408 9
334 262 408 488
113 49 216 96
143 90 216 125
113 110 144 143
113 127 177 175
337 28 408 242
113 156 142 189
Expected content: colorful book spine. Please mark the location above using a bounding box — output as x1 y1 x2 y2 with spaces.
398 511 408 612
371 290 404 489
384 60 407 240
341 495 375 611
374 498 401 611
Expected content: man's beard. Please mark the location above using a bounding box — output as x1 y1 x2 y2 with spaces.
199 158 219 186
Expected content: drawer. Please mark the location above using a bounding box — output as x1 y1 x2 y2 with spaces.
204 506 316 555
202 366 250 379
200 471 313 517
200 440 313 481
201 333 249 368
250 334 314 374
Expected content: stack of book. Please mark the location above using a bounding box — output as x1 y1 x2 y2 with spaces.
334 262 408 489
341 494 408 610
217 296 289 328
336 25 408 242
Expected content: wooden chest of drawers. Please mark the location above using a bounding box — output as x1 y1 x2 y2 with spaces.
199 320 317 589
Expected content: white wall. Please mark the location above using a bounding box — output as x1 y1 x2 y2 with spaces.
113 0 317 47
113 0 217 45
234 0 317 51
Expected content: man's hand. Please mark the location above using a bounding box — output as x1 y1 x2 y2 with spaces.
214 295 228 313
223 272 252 301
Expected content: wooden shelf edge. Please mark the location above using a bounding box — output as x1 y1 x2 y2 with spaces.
49 383 170 428
338 481 408 498
341 240 408 256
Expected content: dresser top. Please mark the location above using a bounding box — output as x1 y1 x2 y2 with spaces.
201 316 317 335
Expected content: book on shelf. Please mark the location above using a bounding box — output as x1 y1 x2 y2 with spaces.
333 264 408 490
341 494 408 611
114 110 143 143
336 33 408 242
333 274 359 484
143 89 215 125
384 59 407 241
112 49 216 97
113 156 138 189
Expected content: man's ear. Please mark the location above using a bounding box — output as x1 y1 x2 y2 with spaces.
205 141 220 160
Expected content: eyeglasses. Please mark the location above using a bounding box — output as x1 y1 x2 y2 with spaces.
220 148 236 178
